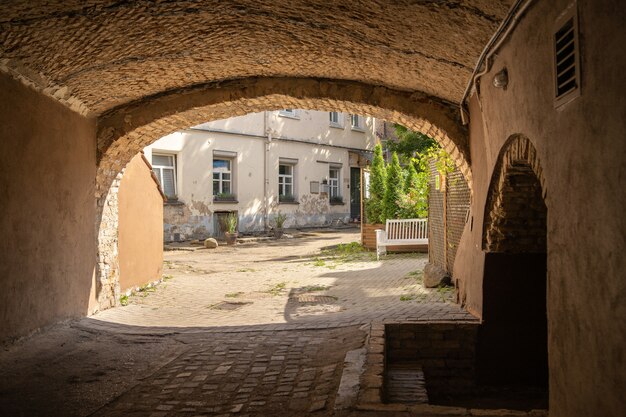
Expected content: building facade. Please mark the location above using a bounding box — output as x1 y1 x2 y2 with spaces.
144 109 375 241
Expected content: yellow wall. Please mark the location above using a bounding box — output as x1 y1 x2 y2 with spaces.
118 154 164 292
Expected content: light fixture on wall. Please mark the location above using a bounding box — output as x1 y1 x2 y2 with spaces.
493 68 508 89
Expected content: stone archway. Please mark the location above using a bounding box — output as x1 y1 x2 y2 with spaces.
478 134 549 390
93 78 473 309
482 134 547 253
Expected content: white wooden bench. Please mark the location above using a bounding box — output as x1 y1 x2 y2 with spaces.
375 219 428 260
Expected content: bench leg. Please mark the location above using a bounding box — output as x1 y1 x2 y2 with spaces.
376 245 387 260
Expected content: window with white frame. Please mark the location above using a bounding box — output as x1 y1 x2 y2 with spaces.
279 164 295 201
329 111 342 128
212 158 233 197
329 166 341 199
279 109 298 118
152 154 177 199
350 114 365 130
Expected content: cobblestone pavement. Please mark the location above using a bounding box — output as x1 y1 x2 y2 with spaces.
1 230 479 417
92 327 366 417
89 229 474 333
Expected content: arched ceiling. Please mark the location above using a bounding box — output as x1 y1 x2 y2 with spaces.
0 0 514 116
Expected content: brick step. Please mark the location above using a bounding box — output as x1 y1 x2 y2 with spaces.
385 364 429 404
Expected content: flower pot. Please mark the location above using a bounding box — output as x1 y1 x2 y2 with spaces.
273 228 284 239
224 232 238 245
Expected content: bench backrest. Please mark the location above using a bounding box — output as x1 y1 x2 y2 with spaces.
385 218 428 241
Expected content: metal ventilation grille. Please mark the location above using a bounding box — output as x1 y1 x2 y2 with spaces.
554 16 579 104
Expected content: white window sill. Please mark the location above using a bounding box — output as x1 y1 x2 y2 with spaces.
351 126 365 132
278 113 300 120
329 122 344 129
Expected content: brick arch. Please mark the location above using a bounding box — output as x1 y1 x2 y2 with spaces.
94 77 472 309
482 135 547 253
96 77 471 199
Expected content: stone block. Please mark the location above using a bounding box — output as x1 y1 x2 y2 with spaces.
423 263 451 288
204 238 218 249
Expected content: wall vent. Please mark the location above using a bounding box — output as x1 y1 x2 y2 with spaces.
554 5 580 108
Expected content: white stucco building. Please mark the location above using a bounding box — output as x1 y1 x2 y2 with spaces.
144 109 375 241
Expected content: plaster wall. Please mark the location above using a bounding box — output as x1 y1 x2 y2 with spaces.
453 1 626 415
0 73 97 342
267 110 374 150
118 154 164 292
144 111 368 239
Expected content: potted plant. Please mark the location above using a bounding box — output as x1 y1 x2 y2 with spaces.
279 193 296 203
224 212 238 245
330 195 343 205
214 192 236 202
273 211 287 239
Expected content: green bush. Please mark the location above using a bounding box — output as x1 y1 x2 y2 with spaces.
383 152 403 220
365 144 386 224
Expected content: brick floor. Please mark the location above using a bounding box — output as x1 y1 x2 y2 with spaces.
1 230 478 417
91 327 365 417
89 229 474 333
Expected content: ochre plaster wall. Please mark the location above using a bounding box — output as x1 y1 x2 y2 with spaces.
0 73 97 342
118 154 164 292
453 1 626 415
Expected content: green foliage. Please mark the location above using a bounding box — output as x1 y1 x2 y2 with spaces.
366 125 456 223
266 282 286 296
120 294 129 306
274 211 287 229
397 160 429 218
225 292 244 298
404 162 418 193
225 212 238 233
365 144 386 224
388 124 437 162
383 152 403 220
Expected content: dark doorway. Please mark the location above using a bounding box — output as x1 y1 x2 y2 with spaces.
478 148 548 393
350 167 361 221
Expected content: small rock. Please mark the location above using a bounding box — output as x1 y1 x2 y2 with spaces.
423 263 451 288
204 238 218 249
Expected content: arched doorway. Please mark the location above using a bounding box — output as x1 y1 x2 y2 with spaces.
479 135 548 390
93 80 474 310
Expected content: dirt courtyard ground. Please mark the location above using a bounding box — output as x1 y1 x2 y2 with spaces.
0 229 475 416
91 229 470 331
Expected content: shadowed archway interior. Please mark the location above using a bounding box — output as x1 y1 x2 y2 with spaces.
479 135 548 390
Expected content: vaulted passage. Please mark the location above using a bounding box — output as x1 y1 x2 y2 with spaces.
1 1 625 417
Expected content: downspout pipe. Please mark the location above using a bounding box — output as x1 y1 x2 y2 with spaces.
263 111 271 231
459 0 535 124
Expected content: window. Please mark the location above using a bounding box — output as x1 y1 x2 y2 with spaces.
329 111 343 128
152 154 177 199
329 166 341 199
350 114 364 130
279 109 298 118
553 5 580 108
279 164 295 201
213 158 232 197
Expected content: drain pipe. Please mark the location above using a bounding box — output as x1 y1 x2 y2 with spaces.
459 0 535 124
263 111 271 231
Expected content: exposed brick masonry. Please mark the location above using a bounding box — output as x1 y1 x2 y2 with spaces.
483 135 547 253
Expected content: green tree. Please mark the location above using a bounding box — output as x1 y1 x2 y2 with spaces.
365 143 386 224
383 152 403 220
404 162 418 193
387 124 437 162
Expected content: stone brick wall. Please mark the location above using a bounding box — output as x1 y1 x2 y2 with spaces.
482 135 546 253
96 171 123 309
385 323 478 399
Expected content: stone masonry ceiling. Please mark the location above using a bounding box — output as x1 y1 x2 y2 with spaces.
0 0 514 116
